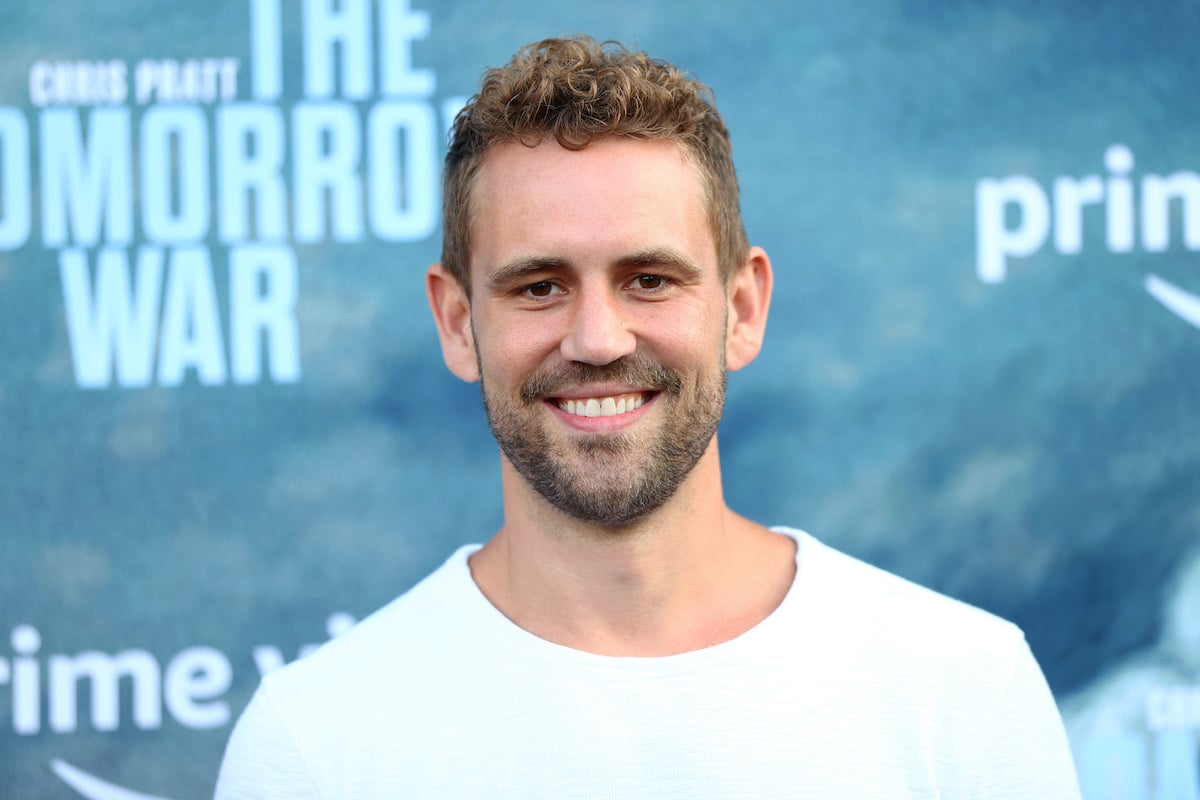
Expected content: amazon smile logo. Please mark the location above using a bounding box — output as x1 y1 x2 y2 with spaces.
52 760 174 800
975 144 1200 329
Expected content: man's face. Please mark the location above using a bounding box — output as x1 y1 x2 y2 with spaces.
466 138 732 527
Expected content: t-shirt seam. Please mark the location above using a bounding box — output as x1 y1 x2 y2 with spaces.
459 528 809 673
260 677 329 799
964 627 1025 799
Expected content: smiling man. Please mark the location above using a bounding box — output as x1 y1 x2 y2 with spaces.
215 36 1080 798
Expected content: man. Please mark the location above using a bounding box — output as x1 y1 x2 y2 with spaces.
216 36 1080 798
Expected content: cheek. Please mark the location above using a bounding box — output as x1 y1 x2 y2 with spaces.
640 336 722 385
651 305 726 361
477 320 558 383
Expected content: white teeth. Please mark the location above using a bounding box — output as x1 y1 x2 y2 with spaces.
558 393 646 418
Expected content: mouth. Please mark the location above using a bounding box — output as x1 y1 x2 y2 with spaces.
553 392 652 418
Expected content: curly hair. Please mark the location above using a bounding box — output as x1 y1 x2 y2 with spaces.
441 35 748 289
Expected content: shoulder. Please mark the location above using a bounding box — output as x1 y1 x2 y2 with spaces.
217 545 486 794
259 544 484 720
785 527 1023 645
787 527 1022 628
765 529 1077 797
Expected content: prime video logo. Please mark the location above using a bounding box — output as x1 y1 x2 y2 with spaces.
2 614 355 799
976 144 1200 328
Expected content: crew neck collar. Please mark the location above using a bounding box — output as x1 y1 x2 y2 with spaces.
447 527 813 671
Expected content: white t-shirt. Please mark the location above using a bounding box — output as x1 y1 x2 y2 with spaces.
214 529 1081 799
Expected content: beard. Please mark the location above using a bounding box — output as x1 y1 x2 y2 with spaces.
480 352 727 528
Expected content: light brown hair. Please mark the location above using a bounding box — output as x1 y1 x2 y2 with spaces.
441 35 749 290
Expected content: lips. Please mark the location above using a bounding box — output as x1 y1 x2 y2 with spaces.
555 392 649 418
520 357 683 407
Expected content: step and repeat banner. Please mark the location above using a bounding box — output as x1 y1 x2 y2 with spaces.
2 0 1198 797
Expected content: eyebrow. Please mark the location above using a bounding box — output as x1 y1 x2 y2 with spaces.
484 256 566 292
617 248 704 282
484 248 704 292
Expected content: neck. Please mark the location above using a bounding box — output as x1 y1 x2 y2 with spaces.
468 438 796 656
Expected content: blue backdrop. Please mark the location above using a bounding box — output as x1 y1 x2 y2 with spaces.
2 1 1199 797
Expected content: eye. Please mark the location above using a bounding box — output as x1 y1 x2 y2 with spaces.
633 274 667 291
525 281 558 298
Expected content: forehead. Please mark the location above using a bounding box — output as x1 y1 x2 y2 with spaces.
468 138 715 280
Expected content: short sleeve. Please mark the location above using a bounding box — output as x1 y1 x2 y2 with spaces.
974 638 1082 799
213 684 323 800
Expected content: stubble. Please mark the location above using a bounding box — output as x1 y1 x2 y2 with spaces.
480 354 726 528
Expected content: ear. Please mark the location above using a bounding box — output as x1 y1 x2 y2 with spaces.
426 263 480 382
725 246 773 372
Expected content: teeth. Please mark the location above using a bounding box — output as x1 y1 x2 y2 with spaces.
559 393 646 418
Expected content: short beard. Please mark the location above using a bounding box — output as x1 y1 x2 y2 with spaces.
481 355 726 528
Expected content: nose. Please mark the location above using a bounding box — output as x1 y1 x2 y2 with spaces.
559 288 637 365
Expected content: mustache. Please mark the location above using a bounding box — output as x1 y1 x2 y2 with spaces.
519 356 683 404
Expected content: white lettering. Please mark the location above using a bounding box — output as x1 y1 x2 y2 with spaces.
0 108 31 249
216 105 288 242
251 646 286 677
1052 175 1103 255
134 59 239 104
28 62 52 106
230 244 300 383
379 0 434 97
250 0 283 100
40 107 133 247
368 100 437 240
977 145 1200 282
48 650 161 733
29 61 128 107
1105 144 1135 252
141 106 210 243
303 0 372 99
326 612 356 638
163 647 232 729
975 176 1050 283
157 247 227 386
13 625 41 735
1143 172 1200 252
27 1 465 396
293 103 363 242
4 617 354 734
60 247 163 389
61 246 302 388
